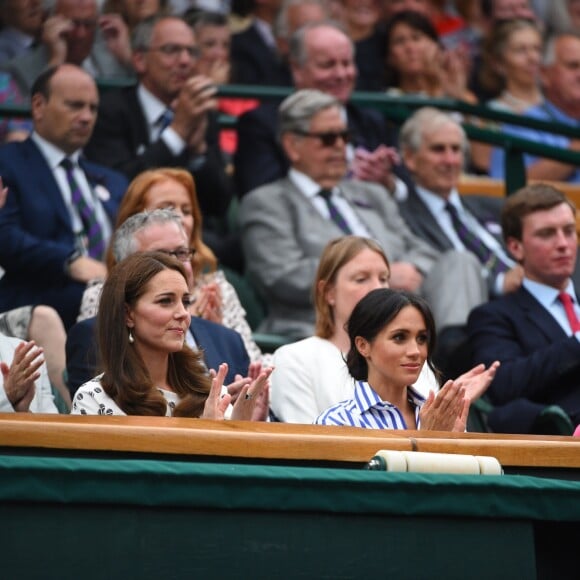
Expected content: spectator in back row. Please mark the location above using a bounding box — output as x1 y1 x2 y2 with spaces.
490 32 580 184
235 20 404 199
2 0 133 98
84 14 235 266
0 0 44 65
0 64 127 329
239 89 487 341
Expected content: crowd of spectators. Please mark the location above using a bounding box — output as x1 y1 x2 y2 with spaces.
0 0 579 435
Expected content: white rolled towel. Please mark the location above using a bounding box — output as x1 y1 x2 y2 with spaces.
370 450 503 475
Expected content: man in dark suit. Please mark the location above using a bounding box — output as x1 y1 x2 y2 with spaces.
0 64 127 329
398 107 524 300
230 0 290 86
239 89 486 338
468 183 580 434
234 20 403 198
66 209 250 396
84 15 233 262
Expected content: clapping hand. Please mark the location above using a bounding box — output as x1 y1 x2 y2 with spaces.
203 363 273 421
454 361 500 402
351 145 400 192
193 282 222 323
419 379 469 432
0 176 7 209
1 340 44 412
201 363 232 420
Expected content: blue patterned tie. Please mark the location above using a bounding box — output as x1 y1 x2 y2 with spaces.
445 202 509 277
158 108 174 133
318 189 353 235
61 158 105 260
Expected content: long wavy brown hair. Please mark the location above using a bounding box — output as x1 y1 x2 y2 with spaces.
107 168 217 276
98 251 211 417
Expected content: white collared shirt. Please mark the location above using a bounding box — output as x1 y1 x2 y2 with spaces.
137 84 186 155
415 186 514 294
288 168 371 237
523 278 580 338
31 132 112 254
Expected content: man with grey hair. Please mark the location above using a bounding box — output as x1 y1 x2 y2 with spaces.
399 107 522 299
239 89 484 339
66 209 250 396
235 19 403 197
490 32 580 183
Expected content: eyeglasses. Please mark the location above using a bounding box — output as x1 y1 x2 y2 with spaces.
71 18 98 30
292 129 352 147
157 248 197 262
147 44 200 59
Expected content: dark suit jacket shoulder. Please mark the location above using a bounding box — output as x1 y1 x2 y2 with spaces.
230 23 291 86
66 316 250 396
0 138 127 325
467 285 580 422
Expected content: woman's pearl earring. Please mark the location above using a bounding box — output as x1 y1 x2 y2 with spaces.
128 329 135 344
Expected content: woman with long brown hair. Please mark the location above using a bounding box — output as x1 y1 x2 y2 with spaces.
78 167 264 363
71 251 268 417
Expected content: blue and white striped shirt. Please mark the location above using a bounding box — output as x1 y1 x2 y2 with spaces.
315 380 426 429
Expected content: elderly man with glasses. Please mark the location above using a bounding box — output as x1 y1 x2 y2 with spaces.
84 14 234 266
239 89 486 340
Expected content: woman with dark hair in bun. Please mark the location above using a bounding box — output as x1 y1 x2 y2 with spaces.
316 288 495 430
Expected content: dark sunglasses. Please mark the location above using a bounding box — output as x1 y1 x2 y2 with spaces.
293 129 352 147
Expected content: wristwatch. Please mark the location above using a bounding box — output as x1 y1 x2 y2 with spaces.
64 249 83 276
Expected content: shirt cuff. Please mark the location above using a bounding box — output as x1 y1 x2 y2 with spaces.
161 127 186 155
392 177 408 202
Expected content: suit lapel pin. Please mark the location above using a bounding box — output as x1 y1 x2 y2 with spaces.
94 184 110 202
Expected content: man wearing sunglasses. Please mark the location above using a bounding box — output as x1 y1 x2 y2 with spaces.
235 20 406 199
239 89 486 340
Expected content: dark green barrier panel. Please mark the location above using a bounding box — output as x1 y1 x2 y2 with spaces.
3 455 580 579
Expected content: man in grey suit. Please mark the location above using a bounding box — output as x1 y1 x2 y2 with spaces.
239 90 487 338
398 107 524 300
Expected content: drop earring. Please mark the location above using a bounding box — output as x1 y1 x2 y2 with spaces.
128 329 134 344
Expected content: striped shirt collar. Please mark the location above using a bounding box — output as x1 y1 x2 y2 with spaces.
353 380 425 414
315 380 426 430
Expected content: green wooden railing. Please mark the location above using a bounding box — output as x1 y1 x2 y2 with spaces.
3 81 580 194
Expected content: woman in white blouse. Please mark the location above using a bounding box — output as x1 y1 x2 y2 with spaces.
271 236 498 423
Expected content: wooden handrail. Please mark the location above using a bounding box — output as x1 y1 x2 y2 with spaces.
0 414 578 468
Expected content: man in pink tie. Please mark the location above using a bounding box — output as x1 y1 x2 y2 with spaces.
468 183 580 434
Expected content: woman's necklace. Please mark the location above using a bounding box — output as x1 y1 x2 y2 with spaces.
500 89 543 112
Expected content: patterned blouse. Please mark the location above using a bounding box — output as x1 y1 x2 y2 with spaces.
71 376 180 416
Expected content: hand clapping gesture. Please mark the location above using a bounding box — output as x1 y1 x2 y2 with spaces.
1 340 44 412
420 379 469 432
202 363 272 421
171 76 218 155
